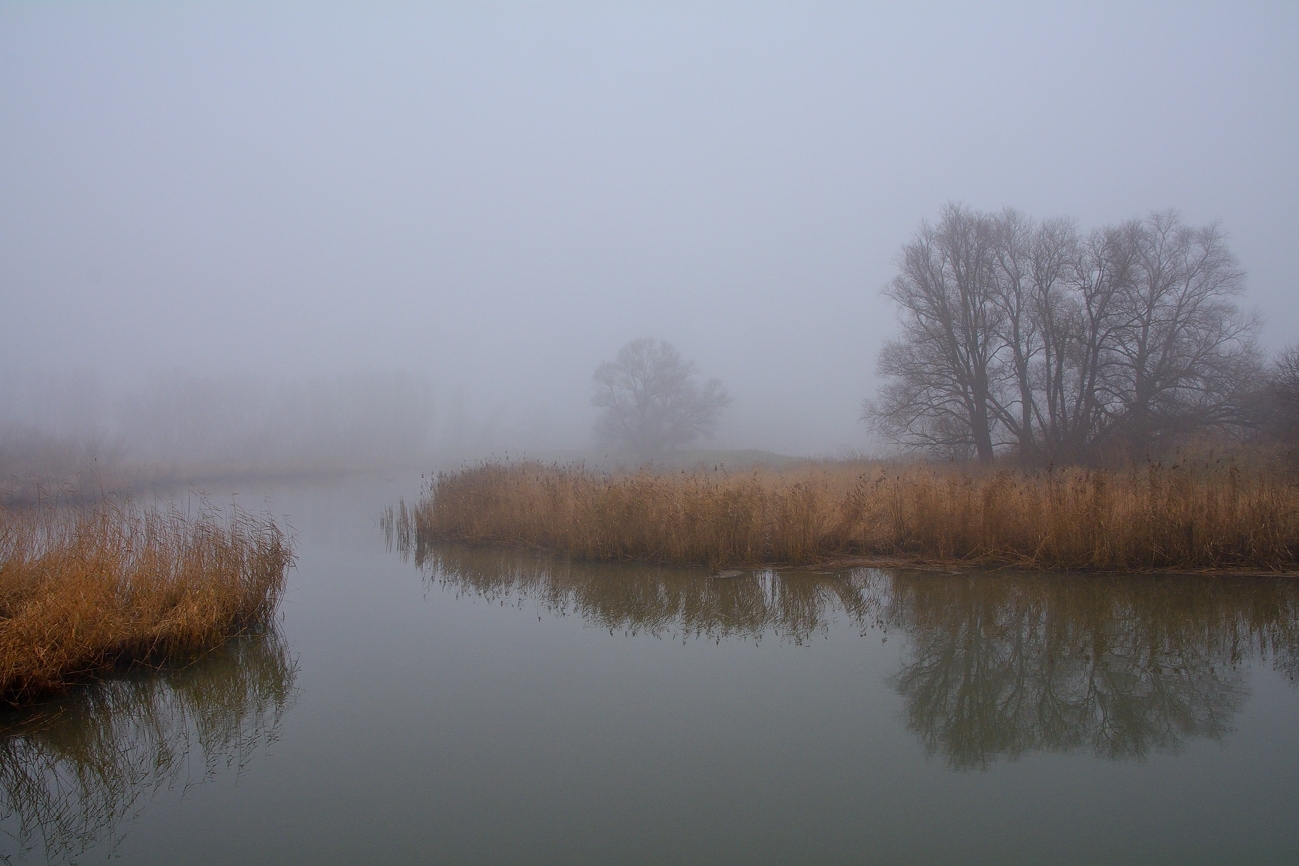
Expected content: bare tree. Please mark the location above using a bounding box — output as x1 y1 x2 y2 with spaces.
1040 220 1141 460
867 204 1006 460
1105 212 1257 447
868 205 1261 463
592 338 731 460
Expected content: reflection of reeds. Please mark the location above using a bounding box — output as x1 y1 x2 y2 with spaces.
0 500 293 704
408 461 1299 570
380 499 413 556
0 628 298 862
415 544 880 645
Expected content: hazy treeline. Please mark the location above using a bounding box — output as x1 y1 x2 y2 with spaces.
118 371 435 469
0 370 443 499
868 206 1271 462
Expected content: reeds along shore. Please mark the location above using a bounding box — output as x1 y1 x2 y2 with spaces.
410 460 1299 572
0 500 293 704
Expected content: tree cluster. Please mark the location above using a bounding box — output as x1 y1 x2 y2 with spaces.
866 204 1262 462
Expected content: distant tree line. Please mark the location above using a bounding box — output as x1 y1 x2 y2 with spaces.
864 204 1292 463
119 371 437 467
0 370 440 501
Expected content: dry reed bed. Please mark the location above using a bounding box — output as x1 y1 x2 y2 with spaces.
412 461 1299 571
0 500 293 704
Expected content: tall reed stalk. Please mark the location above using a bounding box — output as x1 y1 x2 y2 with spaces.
410 461 1299 571
0 500 293 704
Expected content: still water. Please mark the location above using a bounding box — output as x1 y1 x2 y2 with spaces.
3 476 1298 864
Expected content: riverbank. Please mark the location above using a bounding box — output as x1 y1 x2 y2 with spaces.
0 500 293 704
405 460 1299 572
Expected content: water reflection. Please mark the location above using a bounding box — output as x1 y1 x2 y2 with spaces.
415 544 881 644
0 629 298 863
404 542 1299 769
884 574 1299 768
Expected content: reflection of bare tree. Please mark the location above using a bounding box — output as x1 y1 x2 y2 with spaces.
395 539 1299 770
0 629 298 863
885 574 1299 769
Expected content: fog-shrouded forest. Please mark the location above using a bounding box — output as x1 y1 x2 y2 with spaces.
2 4 1297 496
0 371 442 499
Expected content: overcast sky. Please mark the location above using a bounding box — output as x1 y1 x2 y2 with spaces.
2 2 1296 454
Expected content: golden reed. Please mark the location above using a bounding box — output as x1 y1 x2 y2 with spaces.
0 500 292 704
411 460 1298 571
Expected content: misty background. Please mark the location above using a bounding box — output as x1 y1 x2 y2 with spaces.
2 3 1296 477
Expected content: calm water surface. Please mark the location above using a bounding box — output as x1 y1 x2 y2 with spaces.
3 475 1298 864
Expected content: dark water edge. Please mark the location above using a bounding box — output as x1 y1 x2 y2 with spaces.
3 476 1298 865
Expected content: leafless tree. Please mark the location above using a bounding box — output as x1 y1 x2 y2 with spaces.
867 205 1260 463
1038 220 1142 460
1104 212 1257 446
868 204 1006 459
592 338 731 460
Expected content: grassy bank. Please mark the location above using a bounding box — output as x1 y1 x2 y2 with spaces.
407 460 1299 572
0 500 293 704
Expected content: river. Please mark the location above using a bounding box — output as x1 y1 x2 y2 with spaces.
3 474 1298 864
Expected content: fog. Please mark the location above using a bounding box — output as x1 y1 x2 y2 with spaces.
2 3 1296 471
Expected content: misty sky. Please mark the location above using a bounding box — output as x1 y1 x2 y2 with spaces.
3 2 1296 455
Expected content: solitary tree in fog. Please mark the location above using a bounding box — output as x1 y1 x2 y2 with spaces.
592 338 731 460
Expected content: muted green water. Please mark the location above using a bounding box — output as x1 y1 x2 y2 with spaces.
3 477 1298 864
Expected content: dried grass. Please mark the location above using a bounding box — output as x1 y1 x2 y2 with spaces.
0 500 293 704
409 460 1299 571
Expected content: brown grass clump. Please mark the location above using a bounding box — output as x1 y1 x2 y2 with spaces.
409 460 1299 571
0 500 293 704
